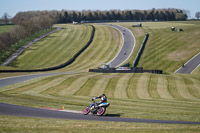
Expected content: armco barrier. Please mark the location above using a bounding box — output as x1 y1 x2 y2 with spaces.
133 32 149 67
0 25 95 73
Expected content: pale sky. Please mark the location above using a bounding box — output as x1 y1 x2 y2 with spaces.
0 0 199 18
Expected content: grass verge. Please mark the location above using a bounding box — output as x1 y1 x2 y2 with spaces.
0 115 200 133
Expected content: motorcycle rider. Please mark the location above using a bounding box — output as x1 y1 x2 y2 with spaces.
92 94 107 109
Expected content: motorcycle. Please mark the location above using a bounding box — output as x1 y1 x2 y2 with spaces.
83 101 110 116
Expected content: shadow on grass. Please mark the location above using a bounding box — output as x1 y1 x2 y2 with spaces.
104 113 123 117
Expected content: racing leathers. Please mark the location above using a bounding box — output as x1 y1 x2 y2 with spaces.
92 94 107 109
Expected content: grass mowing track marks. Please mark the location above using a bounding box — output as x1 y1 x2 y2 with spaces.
9 24 92 69
0 22 200 131
1 72 200 122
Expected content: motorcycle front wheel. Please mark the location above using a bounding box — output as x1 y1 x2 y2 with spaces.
97 107 106 116
83 107 90 115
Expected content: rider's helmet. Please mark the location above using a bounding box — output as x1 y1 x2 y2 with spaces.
102 94 105 96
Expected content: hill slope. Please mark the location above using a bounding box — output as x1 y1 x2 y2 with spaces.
119 21 200 73
9 24 92 69
0 22 200 123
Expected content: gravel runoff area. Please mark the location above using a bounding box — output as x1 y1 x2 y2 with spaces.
2 27 62 66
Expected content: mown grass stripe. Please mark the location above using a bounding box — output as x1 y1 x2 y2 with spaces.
190 78 200 99
126 74 141 99
180 75 200 99
104 76 120 98
148 74 160 99
65 25 105 70
114 74 131 99
58 73 99 96
22 75 68 95
175 75 199 100
74 76 101 96
167 76 184 100
43 76 78 95
136 73 152 99
157 75 174 99
90 74 111 96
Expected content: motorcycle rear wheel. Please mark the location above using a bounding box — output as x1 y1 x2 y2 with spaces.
97 107 106 116
83 107 90 115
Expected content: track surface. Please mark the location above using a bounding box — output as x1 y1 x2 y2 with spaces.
1 103 200 124
0 71 78 88
175 52 200 74
101 24 135 68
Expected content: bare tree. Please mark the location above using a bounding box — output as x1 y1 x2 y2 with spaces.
2 12 10 24
195 11 200 19
183 10 190 19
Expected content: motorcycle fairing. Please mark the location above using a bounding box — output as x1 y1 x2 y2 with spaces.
98 102 110 107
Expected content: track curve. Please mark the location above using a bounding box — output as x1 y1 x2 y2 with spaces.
0 103 199 124
100 24 135 68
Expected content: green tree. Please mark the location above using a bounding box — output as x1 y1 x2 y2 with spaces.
175 13 187 20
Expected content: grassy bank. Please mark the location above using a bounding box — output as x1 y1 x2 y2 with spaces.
1 72 200 122
116 21 200 73
1 115 199 133
0 28 55 66
7 24 91 69
59 24 122 72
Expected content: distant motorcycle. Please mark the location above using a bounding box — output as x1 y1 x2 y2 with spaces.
83 101 110 116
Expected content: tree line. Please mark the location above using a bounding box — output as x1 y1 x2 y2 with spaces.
0 8 187 64
57 8 188 23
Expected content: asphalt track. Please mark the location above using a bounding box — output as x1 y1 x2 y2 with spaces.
175 52 200 74
1 103 200 124
0 71 79 88
100 24 135 68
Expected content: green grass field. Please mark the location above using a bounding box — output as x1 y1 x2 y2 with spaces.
58 24 122 72
0 22 200 132
0 25 14 33
1 72 200 122
193 66 200 75
9 24 92 69
1 115 199 133
119 21 200 73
